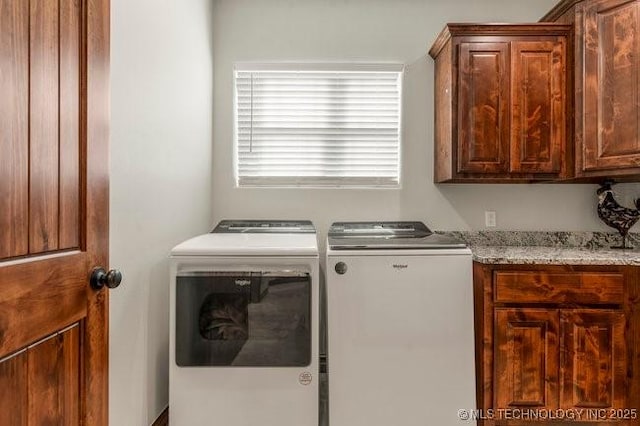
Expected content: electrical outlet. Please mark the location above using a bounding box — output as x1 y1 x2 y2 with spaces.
485 211 497 228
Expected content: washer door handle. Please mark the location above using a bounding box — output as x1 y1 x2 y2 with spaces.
334 262 348 275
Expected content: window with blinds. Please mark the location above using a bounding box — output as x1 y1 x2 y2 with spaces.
234 64 403 187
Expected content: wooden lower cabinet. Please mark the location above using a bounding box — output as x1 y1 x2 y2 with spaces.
495 308 560 410
474 263 640 425
561 310 627 410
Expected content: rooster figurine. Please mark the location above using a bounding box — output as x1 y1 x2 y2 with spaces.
597 180 640 249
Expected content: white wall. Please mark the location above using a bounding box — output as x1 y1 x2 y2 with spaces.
110 0 213 424
211 0 640 243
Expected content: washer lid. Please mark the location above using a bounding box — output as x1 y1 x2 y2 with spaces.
172 220 318 256
327 221 467 250
213 220 316 234
171 232 319 257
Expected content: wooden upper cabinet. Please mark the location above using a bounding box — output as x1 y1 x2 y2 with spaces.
510 40 566 174
543 0 640 179
583 0 640 174
457 42 510 174
430 24 571 183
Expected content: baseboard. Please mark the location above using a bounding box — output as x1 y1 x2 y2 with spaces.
151 407 168 426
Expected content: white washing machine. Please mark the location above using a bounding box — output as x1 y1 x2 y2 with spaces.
170 220 319 426
326 222 476 426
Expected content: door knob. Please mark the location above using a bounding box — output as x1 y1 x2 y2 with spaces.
90 267 123 290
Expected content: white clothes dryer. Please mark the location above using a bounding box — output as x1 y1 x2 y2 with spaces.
169 220 319 426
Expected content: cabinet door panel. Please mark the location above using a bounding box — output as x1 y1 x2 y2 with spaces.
495 309 559 408
510 40 565 174
458 42 510 174
561 310 626 409
583 0 640 171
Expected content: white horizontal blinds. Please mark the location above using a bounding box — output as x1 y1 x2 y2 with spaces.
235 65 402 187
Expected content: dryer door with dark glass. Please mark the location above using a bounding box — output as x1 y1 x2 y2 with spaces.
176 271 311 367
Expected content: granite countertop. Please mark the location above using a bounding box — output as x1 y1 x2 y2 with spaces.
438 231 640 266
469 245 640 265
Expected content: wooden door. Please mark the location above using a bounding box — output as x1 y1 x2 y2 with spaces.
510 40 566 174
457 42 510 174
561 310 627 410
0 0 110 424
494 308 560 409
582 0 640 172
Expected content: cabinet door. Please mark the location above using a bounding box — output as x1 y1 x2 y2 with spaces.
561 310 627 409
582 0 640 172
495 308 560 409
457 42 510 174
510 40 566 174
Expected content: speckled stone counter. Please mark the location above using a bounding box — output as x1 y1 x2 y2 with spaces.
437 231 640 266
469 245 640 265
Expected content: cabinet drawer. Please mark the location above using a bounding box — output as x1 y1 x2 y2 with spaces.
494 271 624 304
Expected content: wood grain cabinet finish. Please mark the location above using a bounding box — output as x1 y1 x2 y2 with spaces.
560 310 627 409
494 308 560 409
457 42 510 175
543 0 640 179
510 41 566 174
474 263 640 425
429 24 571 182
